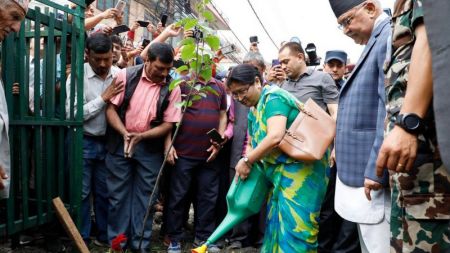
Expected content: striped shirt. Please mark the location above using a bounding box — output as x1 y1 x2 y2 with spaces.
174 79 227 159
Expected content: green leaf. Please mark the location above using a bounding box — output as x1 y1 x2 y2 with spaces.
178 37 195 47
184 18 198 31
203 0 211 5
195 2 203 13
202 54 212 65
181 44 196 62
204 35 220 51
202 85 219 96
200 67 212 82
190 60 200 73
176 65 189 73
192 94 202 102
175 101 185 109
202 10 215 23
175 20 185 28
169 79 183 91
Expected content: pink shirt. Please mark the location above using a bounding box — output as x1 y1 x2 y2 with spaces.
110 67 182 133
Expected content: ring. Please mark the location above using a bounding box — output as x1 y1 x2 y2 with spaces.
397 163 404 168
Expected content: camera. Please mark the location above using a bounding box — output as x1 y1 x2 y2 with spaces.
191 26 204 41
305 43 320 66
249 36 258 44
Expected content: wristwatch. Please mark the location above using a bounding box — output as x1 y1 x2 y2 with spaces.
242 155 252 168
395 113 424 134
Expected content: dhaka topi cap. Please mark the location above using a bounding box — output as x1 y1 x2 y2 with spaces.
325 50 347 64
12 0 30 13
329 0 365 18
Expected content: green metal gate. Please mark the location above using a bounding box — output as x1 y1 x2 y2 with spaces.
0 0 85 236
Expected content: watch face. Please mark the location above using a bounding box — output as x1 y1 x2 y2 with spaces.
404 114 420 130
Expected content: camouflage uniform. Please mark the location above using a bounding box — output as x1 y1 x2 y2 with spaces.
384 0 450 252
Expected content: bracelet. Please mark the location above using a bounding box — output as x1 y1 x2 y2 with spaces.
242 155 252 168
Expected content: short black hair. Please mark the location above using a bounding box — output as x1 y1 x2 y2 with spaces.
279 41 305 55
147 42 174 64
110 35 123 47
226 64 261 88
86 33 112 54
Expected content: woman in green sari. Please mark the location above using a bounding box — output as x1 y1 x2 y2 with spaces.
227 64 329 253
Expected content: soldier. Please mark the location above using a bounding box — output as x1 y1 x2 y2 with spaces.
376 0 450 252
0 0 29 199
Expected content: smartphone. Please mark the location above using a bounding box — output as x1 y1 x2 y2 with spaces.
249 36 258 44
112 24 130 34
142 39 150 48
272 59 280 67
137 20 150 27
161 13 168 27
115 0 126 12
207 129 224 144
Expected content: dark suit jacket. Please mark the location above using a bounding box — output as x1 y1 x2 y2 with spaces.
424 1 450 174
230 101 249 168
335 18 391 187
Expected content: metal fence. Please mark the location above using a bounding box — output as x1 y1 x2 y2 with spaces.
0 0 85 236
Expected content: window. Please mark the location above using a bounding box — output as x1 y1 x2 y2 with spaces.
96 0 129 25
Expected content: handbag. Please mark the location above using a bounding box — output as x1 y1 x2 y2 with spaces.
278 98 336 161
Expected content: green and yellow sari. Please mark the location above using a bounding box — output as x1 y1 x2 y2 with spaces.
248 85 329 253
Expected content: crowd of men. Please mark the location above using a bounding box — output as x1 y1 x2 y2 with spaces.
1 0 450 252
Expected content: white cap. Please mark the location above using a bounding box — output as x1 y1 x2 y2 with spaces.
13 0 30 13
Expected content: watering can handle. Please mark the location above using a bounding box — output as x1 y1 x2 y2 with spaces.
228 176 241 197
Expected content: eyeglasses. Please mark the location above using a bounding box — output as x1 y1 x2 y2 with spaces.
337 2 367 30
231 85 251 99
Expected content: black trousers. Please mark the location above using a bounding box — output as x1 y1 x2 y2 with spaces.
166 156 220 241
318 165 361 253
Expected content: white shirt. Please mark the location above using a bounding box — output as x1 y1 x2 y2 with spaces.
335 174 390 224
0 79 11 199
66 63 120 136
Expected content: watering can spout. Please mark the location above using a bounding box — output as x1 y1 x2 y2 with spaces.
191 166 269 252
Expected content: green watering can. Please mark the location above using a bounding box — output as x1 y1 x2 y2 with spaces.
192 165 269 253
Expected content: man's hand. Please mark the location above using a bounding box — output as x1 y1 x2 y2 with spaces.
376 126 418 177
165 146 178 165
120 47 130 61
156 22 164 33
101 26 113 36
130 21 140 31
161 24 182 38
128 46 144 59
125 132 143 157
114 11 123 25
235 158 251 181
267 66 286 84
147 24 156 33
249 42 259 52
102 78 124 102
123 131 131 157
183 29 194 39
0 165 8 190
101 8 118 20
206 145 220 163
364 178 383 201
329 147 336 167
